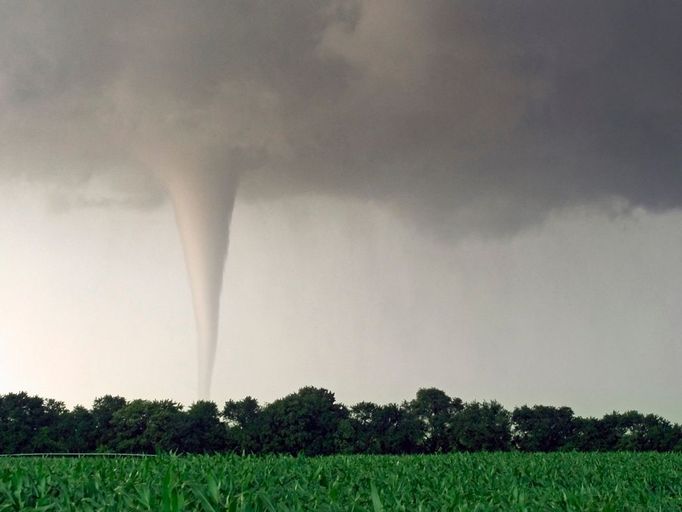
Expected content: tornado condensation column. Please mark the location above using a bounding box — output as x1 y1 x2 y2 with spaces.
163 168 238 399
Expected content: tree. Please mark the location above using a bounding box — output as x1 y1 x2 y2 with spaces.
91 395 127 451
60 406 97 452
374 403 422 454
259 387 347 455
346 402 422 454
0 393 68 453
512 405 576 452
31 398 69 453
181 401 227 453
599 411 682 452
408 388 463 453
109 400 184 454
1 389 680 455
347 402 383 454
565 416 609 451
450 401 511 451
222 396 262 453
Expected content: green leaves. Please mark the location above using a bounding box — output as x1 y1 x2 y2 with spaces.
370 482 384 512
0 453 681 510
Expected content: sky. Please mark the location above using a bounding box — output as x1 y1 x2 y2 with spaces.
1 1 681 420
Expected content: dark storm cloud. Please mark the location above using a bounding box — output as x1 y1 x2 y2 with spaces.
1 0 680 232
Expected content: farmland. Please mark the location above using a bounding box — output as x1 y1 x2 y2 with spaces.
1 453 680 511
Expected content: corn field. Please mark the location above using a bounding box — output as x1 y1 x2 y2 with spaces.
0 453 680 511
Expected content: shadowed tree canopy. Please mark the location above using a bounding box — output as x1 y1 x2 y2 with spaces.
1 389 681 455
450 401 511 452
512 405 577 452
409 388 463 453
91 395 127 451
109 399 184 454
180 401 227 454
258 387 347 456
222 396 262 454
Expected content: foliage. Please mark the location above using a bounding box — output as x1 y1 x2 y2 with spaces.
257 387 347 456
91 395 127 451
0 393 68 454
222 396 262 454
408 387 463 453
347 402 422 455
512 405 576 452
451 401 511 452
180 401 227 454
1 389 681 455
109 400 185 454
0 453 681 511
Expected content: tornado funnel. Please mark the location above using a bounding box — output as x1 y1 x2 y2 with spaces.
163 168 238 399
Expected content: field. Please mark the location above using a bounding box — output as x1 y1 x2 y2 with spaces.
1 453 681 511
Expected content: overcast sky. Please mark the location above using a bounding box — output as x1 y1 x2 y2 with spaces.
1 1 680 420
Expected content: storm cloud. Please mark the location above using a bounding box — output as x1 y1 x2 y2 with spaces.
1 0 680 233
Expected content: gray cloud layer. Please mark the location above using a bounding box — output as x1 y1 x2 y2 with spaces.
1 0 680 234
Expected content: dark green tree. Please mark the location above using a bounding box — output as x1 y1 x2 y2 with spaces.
347 402 422 454
409 388 463 453
597 411 682 452
91 395 127 451
30 398 69 453
374 403 422 454
222 396 262 453
347 402 383 454
512 405 576 452
109 400 184 454
1 389 680 455
565 416 609 451
259 387 347 455
450 401 511 451
60 405 97 452
0 393 68 453
181 401 227 453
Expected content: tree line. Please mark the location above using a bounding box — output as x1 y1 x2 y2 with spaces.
1 388 681 455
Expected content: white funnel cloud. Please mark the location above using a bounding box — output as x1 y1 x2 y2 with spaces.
161 166 238 399
136 138 260 399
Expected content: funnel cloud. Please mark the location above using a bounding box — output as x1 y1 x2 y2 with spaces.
1 1 680 397
163 169 237 398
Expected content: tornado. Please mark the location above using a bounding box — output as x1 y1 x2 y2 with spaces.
161 166 238 399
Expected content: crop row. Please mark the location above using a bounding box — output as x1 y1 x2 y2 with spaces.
0 452 681 511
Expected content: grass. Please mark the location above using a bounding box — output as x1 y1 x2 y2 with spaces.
0 452 680 511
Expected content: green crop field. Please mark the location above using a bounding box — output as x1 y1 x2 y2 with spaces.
0 453 680 511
